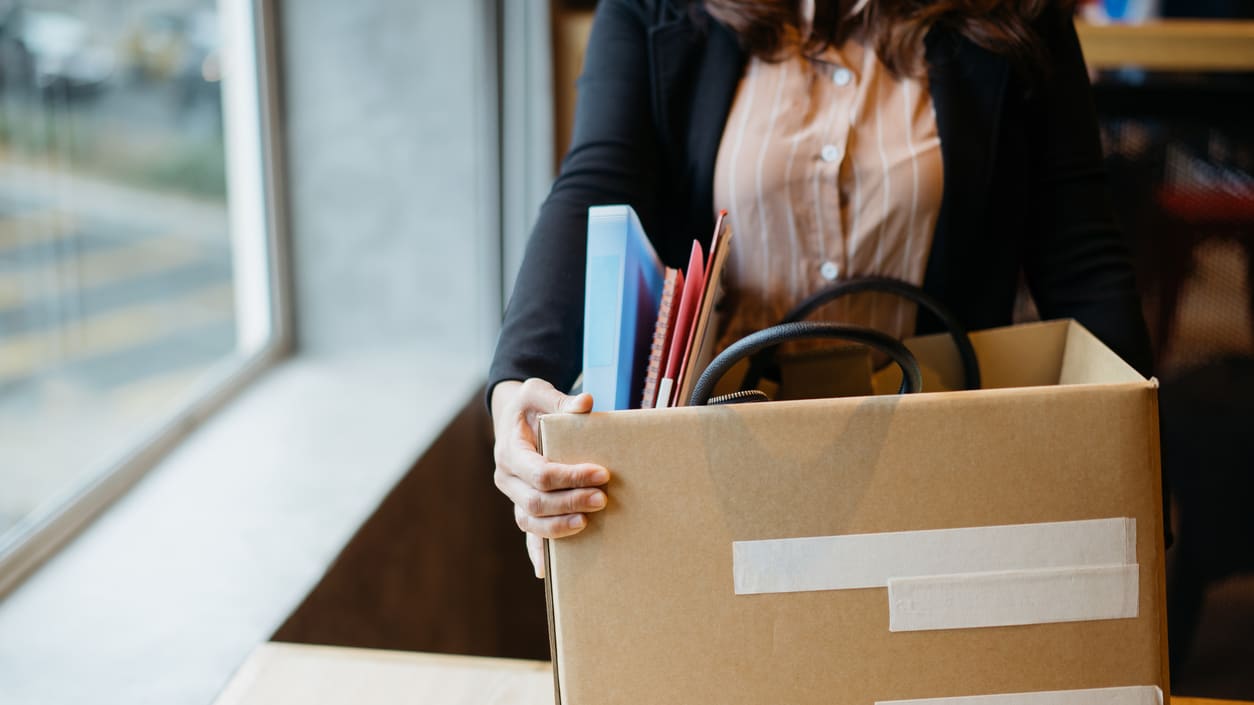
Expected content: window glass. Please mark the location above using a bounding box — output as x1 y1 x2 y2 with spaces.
0 1 259 544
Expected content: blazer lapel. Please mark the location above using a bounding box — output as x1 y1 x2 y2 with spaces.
685 20 744 250
648 5 744 253
922 29 1010 324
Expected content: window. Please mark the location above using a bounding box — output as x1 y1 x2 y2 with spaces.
0 0 282 588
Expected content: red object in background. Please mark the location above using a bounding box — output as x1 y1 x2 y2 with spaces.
1158 185 1254 224
1150 183 1254 361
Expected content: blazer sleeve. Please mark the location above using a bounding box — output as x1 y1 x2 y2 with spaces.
486 0 662 406
1021 9 1155 377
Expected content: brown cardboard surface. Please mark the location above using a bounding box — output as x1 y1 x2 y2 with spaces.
541 320 1169 705
872 319 1071 394
778 345 874 400
1058 320 1145 386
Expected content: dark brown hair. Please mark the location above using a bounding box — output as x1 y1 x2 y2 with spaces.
703 0 1074 77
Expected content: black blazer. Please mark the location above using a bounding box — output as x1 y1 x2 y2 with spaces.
487 0 1153 400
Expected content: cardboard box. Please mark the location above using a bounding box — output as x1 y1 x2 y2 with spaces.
540 319 1169 705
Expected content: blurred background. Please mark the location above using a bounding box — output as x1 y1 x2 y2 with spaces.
1075 1 1254 697
0 0 1250 702
0 0 231 539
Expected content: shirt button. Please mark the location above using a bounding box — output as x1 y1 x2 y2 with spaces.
820 261 839 281
832 67 853 86
820 144 840 162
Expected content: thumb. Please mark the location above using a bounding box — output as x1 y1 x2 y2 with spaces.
527 532 546 579
558 391 594 414
523 380 593 416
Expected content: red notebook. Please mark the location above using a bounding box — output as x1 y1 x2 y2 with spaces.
656 241 705 409
673 211 732 407
641 267 683 409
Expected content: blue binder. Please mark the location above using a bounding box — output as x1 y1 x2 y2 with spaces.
583 205 665 411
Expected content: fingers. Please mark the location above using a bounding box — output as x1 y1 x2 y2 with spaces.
514 504 589 539
492 379 602 576
518 378 593 418
526 533 545 579
558 391 594 413
495 468 608 518
509 447 609 492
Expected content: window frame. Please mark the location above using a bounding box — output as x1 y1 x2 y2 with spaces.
0 0 291 598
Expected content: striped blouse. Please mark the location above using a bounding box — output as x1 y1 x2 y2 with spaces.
712 34 944 351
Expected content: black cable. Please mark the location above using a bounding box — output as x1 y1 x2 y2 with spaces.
691 321 923 406
741 276 981 392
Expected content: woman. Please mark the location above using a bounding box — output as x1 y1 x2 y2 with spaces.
488 0 1153 576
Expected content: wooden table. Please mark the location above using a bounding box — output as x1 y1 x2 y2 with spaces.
1076 19 1254 71
214 643 551 705
214 642 1248 705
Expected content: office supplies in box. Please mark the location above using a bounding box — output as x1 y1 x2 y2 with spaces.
540 319 1169 705
581 205 665 411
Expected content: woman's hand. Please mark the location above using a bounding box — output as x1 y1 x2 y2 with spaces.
491 378 609 578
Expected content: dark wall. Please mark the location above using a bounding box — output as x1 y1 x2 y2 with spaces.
274 389 549 660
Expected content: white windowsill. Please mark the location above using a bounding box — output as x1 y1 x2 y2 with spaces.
0 344 482 705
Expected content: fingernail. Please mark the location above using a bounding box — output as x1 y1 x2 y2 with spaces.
588 492 606 509
589 469 610 484
564 394 592 412
568 514 585 529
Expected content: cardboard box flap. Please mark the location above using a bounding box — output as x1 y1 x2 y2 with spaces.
873 319 1143 394
1058 320 1145 386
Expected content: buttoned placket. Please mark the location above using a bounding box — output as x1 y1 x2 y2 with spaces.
813 53 858 289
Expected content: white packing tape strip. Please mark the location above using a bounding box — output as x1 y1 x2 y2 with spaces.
887 563 1140 632
733 517 1135 595
875 685 1163 705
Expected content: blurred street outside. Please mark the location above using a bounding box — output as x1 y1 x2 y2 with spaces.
0 0 237 538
